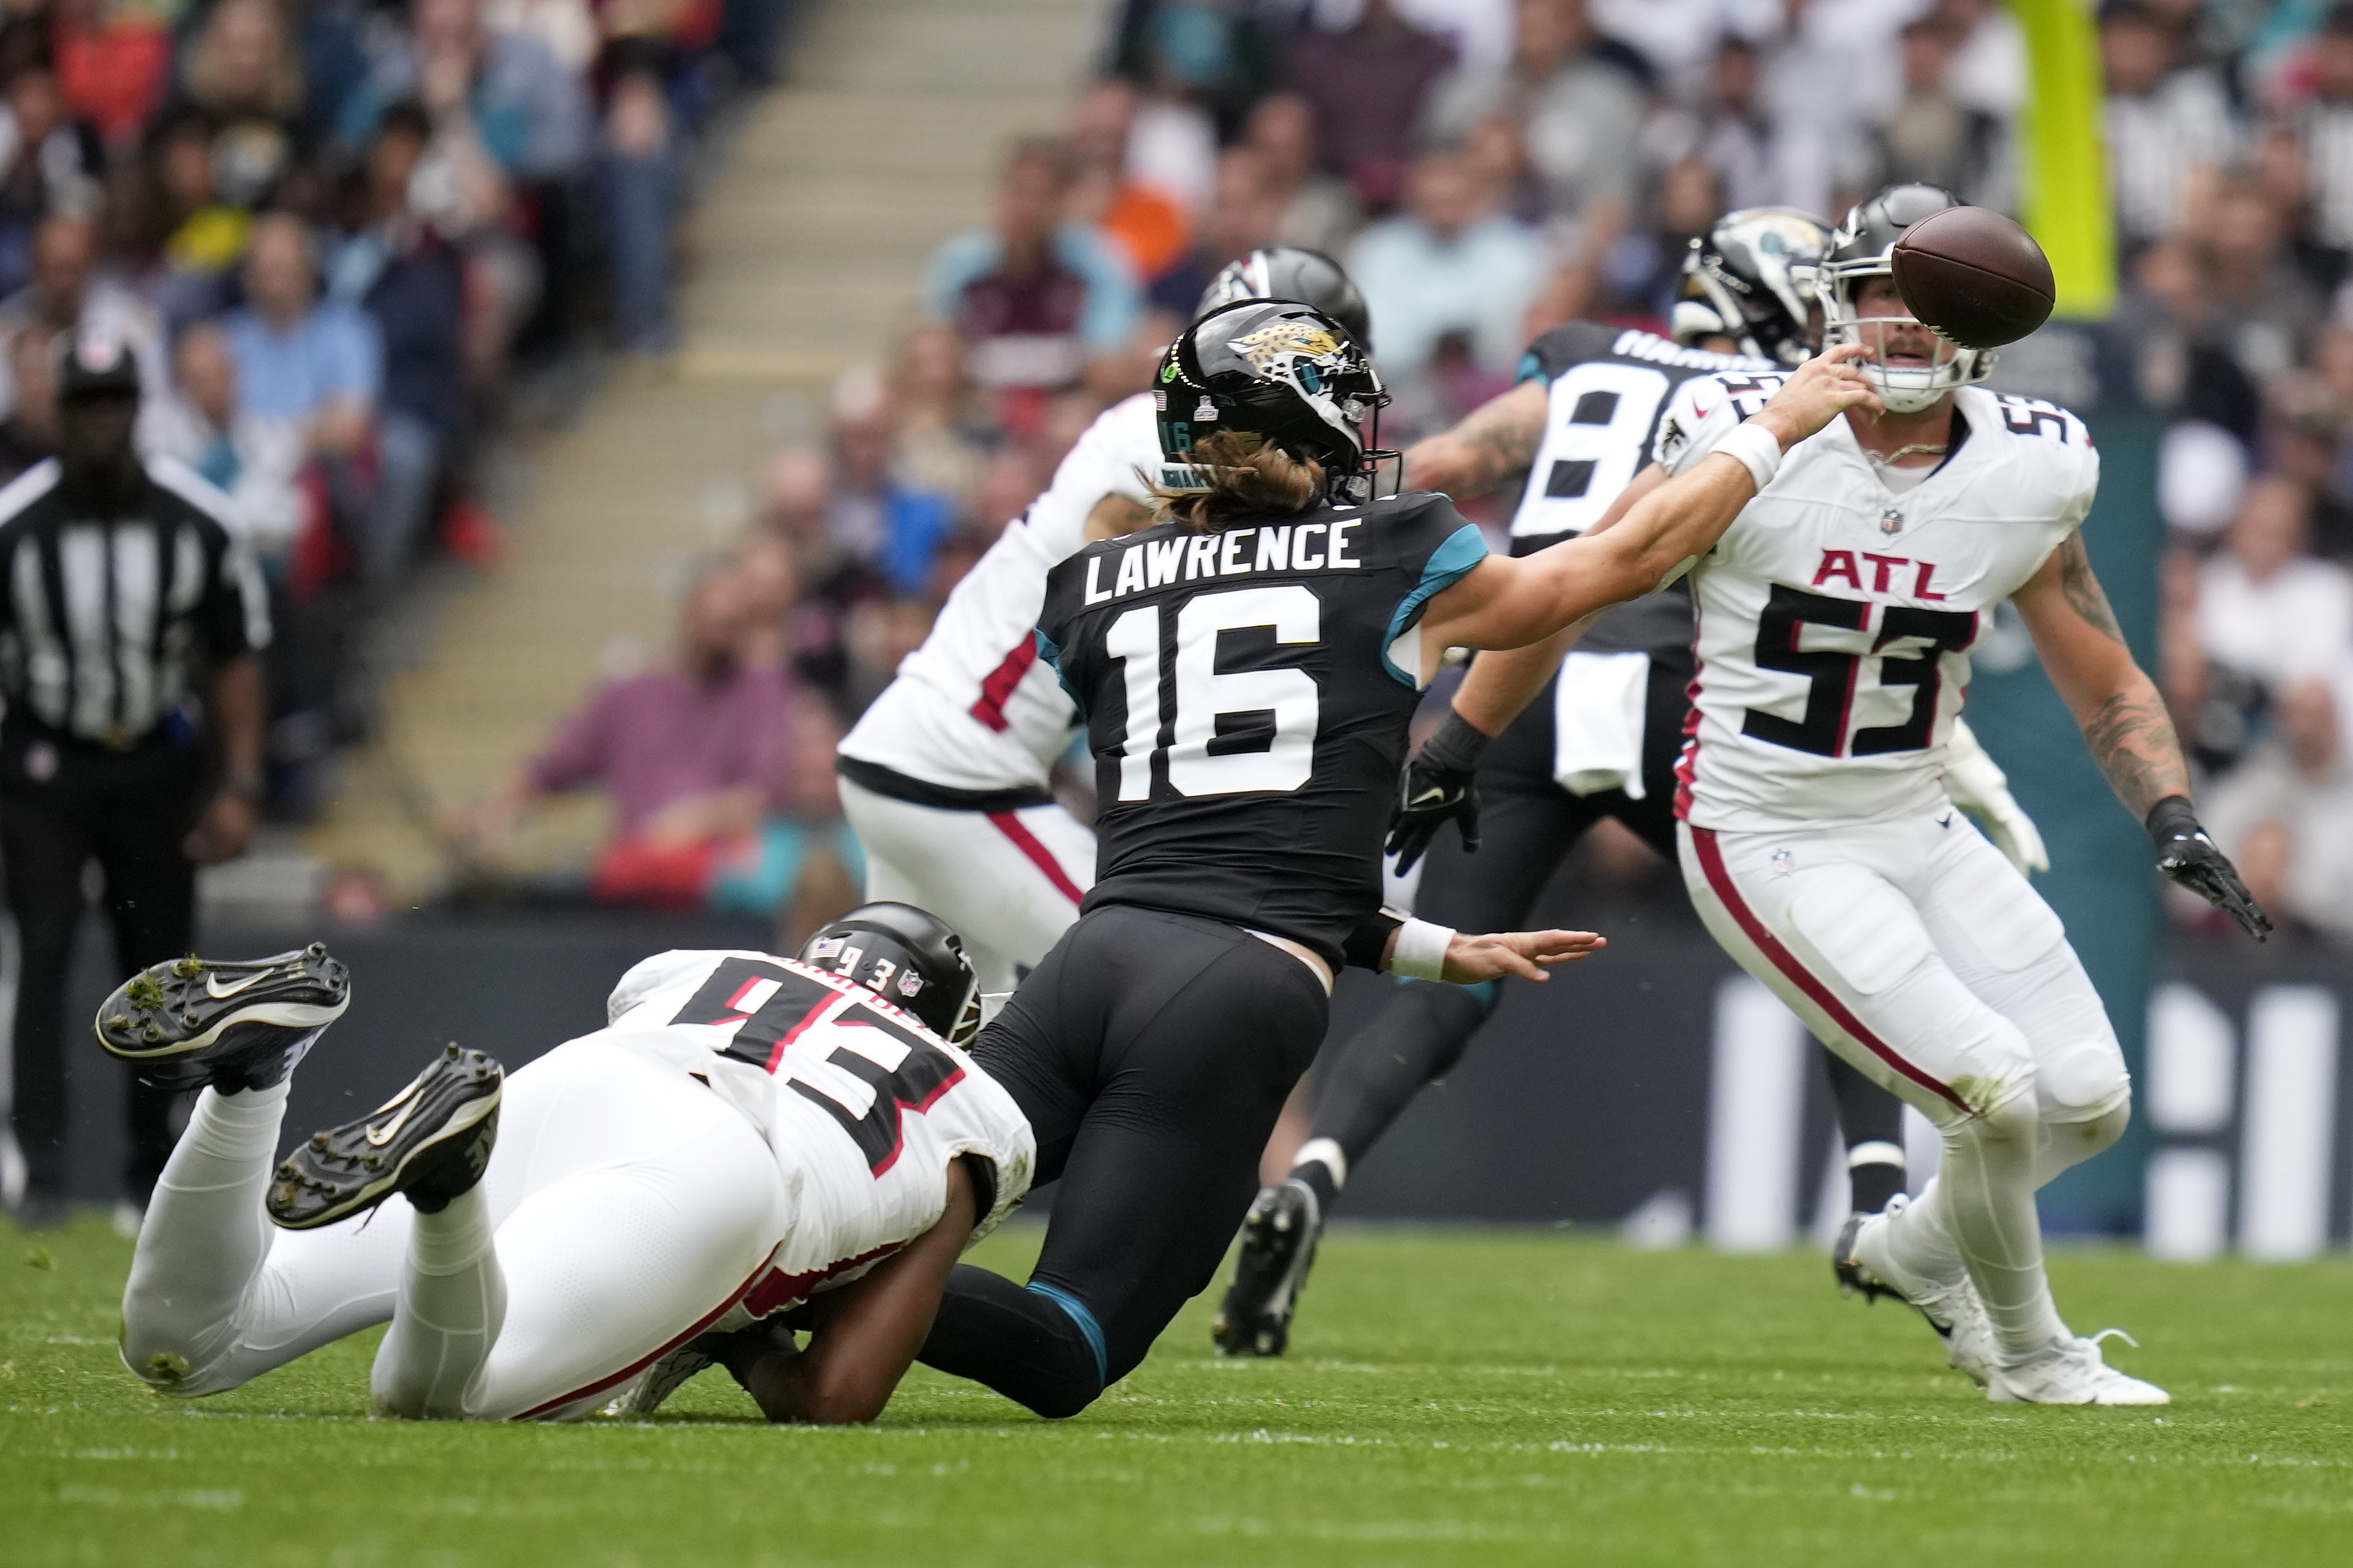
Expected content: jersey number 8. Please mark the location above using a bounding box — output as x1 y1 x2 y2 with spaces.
1106 584 1321 800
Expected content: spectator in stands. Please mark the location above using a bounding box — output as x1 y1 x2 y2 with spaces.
822 366 953 598
2295 5 2353 259
342 0 589 185
596 10 697 354
920 137 1141 430
2251 121 2346 301
1107 0 1279 138
52 0 176 152
1243 92 1361 258
1285 0 1456 214
327 100 467 585
1069 78 1189 284
0 322 55 479
1146 146 1282 318
176 0 314 207
222 210 384 562
1869 14 2011 210
0 213 164 424
2204 675 2353 944
1422 0 1647 222
140 108 251 340
889 320 991 507
461 555 801 902
148 320 307 560
2102 0 2236 253
2195 476 2353 693
1348 149 1547 383
0 55 106 298
2202 179 2325 387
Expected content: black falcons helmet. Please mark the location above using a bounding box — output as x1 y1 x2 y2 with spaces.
1154 298 1394 503
799 901 981 1046
1671 207 1829 369
1195 247 1372 349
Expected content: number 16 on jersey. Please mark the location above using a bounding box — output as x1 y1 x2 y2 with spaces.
1104 584 1323 800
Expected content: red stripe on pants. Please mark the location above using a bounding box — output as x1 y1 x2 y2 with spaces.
987 810 1085 905
1687 825 1970 1114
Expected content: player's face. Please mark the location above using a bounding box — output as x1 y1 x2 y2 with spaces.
1849 275 1956 373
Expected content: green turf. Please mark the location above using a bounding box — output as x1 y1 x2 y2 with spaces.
5 1216 2351 1566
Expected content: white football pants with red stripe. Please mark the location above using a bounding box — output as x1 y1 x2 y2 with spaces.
121 1038 788 1419
838 776 1095 996
1678 808 2129 1134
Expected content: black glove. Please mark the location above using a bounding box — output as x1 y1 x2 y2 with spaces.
1386 711 1491 875
2147 795 2272 942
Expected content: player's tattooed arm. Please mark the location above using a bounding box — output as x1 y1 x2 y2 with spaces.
1401 379 1547 497
2013 533 2192 818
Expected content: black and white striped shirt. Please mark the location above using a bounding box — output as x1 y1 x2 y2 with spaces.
0 457 269 747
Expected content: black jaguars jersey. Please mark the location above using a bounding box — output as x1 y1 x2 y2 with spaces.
1507 322 1771 657
1036 491 1487 966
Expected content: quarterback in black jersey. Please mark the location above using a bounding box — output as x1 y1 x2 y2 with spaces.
1214 209 2006 1358
913 299 1880 1417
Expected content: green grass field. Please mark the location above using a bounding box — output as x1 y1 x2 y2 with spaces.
5 1216 2350 1567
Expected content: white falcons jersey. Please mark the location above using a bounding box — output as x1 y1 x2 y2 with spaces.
839 394 1160 792
596 949 1035 1314
1656 377 2098 831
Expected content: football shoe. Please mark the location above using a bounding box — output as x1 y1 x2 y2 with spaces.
1987 1330 2169 1405
1211 1178 1323 1358
94 944 349 1093
1836 1197 1997 1386
266 1045 501 1230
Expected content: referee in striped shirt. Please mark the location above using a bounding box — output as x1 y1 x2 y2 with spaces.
0 332 268 1228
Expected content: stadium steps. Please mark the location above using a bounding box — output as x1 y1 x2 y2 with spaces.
298 0 1097 904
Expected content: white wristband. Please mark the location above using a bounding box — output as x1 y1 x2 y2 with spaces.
1389 918 1455 982
1715 421 1783 493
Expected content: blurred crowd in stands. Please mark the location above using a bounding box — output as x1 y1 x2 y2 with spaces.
0 0 800 831
453 0 2353 950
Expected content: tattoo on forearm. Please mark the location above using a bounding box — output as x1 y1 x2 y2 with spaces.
2054 536 2127 645
2082 687 2190 816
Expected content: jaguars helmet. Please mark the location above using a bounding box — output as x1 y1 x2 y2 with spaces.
1670 207 1829 369
1195 246 1372 348
799 901 981 1046
1155 299 1394 503
1819 182 1992 414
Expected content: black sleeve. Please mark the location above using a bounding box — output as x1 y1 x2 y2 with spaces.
1515 320 1617 386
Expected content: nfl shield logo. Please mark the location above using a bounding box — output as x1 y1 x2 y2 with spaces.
897 972 925 999
1770 848 1796 877
1880 507 1903 536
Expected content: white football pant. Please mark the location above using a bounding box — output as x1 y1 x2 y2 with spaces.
119 1037 789 1419
1679 808 2131 1359
838 775 1094 996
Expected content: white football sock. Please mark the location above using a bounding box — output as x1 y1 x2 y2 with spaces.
373 1184 506 1418
1930 1101 2066 1361
120 1083 289 1384
1288 1138 1348 1190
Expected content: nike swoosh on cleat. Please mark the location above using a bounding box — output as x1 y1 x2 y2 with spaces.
204 971 271 999
365 1098 420 1147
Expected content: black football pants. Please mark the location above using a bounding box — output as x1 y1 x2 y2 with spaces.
1 724 203 1202
1303 654 1908 1205
918 905 1328 1416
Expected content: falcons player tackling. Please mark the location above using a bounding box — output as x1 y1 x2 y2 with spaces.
99 905 1032 1423
1654 187 2268 1403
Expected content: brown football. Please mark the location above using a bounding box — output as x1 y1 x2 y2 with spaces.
1889 206 2055 350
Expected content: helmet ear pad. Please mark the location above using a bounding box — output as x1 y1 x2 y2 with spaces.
798 901 982 1045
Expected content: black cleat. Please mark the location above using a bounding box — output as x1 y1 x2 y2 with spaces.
94 945 350 1093
1211 1178 1323 1358
266 1045 502 1230
1833 1211 1900 1304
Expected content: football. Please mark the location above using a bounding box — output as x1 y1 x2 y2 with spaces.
1889 205 2057 350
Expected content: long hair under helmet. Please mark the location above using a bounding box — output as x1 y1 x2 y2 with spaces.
1670 206 1829 369
1154 298 1395 505
1819 182 1992 414
1194 246 1372 348
798 901 982 1046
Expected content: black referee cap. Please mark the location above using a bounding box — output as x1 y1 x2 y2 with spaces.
55 332 141 400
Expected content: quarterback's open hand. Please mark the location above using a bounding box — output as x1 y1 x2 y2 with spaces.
2147 797 2272 942
1753 341 1880 449
1387 711 1490 874
1442 928 1606 985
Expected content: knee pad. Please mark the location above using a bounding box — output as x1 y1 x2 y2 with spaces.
2038 1032 2132 1129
